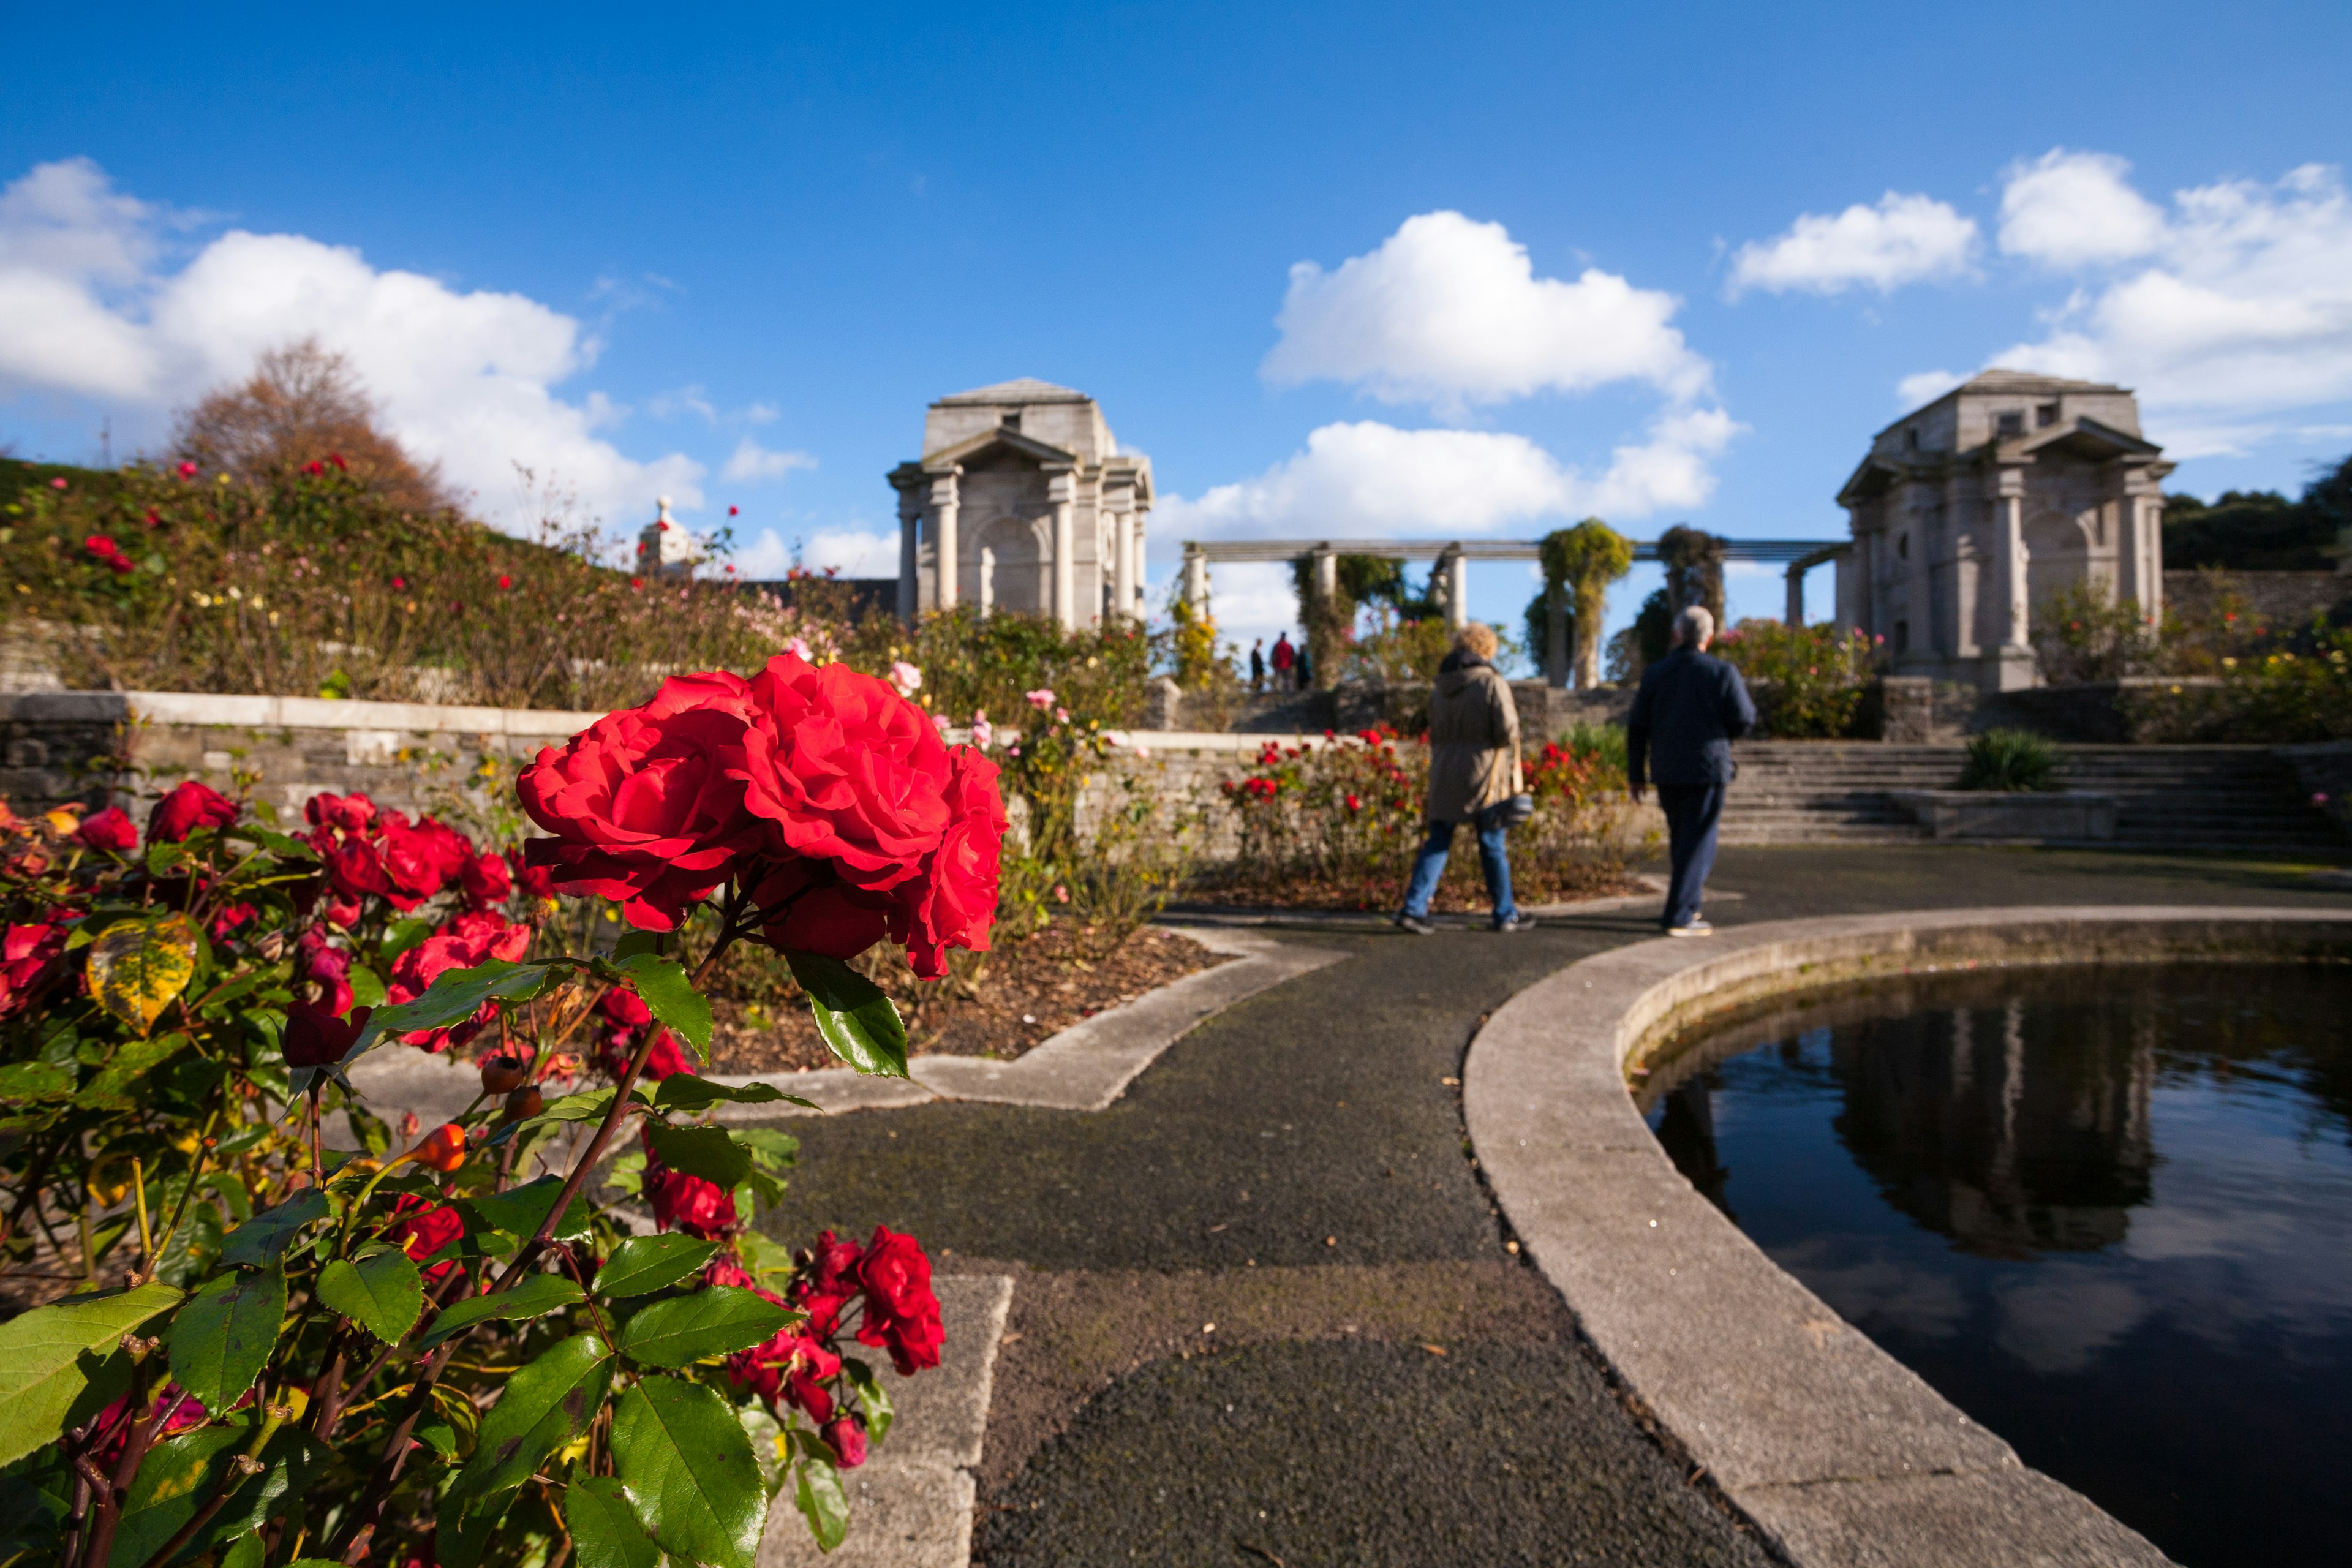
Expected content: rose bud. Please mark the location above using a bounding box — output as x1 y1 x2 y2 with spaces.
479 1055 529 1095
404 1123 469 1174
503 1085 544 1123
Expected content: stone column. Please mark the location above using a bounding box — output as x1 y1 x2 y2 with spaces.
1784 564 1806 628
1997 472 2029 649
929 470 961 611
978 547 996 617
1545 583 1568 689
1903 489 1934 664
1112 510 1136 622
1182 545 1208 617
1048 470 1076 630
1444 549 1469 633
1313 547 1338 603
896 484 921 624
1130 512 1150 614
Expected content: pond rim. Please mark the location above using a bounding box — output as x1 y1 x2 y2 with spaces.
1464 905 2352 1568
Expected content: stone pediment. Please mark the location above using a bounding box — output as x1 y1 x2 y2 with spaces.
920 425 1079 471
2006 416 2165 464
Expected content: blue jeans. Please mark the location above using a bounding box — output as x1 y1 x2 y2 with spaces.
1657 782 1725 927
1400 804 1517 923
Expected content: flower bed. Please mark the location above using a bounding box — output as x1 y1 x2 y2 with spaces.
0 650 1011 1562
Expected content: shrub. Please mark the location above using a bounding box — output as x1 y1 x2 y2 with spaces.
2130 619 2352 742
1958 728 2060 792
2031 582 2166 684
1710 619 1876 737
1341 608 1451 687
1 461 788 710
0 652 1005 1563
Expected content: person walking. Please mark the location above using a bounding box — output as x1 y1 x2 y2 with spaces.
1295 643 1313 691
1395 623 1536 935
1250 638 1267 694
1270 631 1296 691
1626 605 1755 937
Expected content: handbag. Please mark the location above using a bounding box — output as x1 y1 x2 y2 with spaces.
1497 791 1536 828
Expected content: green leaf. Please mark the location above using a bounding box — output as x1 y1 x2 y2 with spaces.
346 963 387 1010
462 1174 592 1243
0 1281 181 1469
315 1250 423 1343
106 1425 245 1568
843 1357 894 1446
733 1127 799 1171
792 1441 850 1554
650 1075 797 1115
612 1377 767 1568
80 1033 192 1109
535 1088 616 1123
434 1492 513 1568
617 1287 791 1369
218 1187 330 1268
0 1060 75 1102
450 1335 613 1508
219 1532 264 1568
168 1264 285 1412
612 954 711 1057
593 1235 719 1299
379 916 434 965
418 1273 584 1350
564 1477 662 1568
205 1429 328 1548
611 930 665 963
785 952 907 1078
345 960 556 1062
643 1123 750 1189
87 914 201 1035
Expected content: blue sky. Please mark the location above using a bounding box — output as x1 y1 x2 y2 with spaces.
3 1 2348 657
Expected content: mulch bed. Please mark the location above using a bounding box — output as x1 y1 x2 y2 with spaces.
704 924 1232 1074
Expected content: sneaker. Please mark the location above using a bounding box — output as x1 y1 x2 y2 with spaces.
1493 912 1537 933
1665 918 1714 937
1394 912 1438 935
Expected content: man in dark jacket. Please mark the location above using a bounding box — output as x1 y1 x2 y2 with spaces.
1626 605 1755 936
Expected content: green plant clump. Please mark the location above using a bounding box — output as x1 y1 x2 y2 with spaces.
1958 728 2060 793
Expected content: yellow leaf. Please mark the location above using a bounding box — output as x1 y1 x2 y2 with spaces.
86 914 199 1035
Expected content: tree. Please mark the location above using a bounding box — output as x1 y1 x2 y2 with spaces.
1540 519 1635 689
1655 525 1726 625
175 338 453 512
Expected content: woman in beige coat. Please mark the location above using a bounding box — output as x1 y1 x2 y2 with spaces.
1394 623 1534 933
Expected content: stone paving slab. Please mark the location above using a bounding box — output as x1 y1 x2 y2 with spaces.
1729 1469 2175 1568
760 1274 1011 1567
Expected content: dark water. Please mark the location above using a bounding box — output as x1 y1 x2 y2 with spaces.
1641 963 2352 1568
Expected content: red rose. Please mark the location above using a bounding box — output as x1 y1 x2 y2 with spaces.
0 922 64 1019
315 831 392 902
389 1194 464 1283
516 862 556 900
823 1417 868 1469
888 748 1006 979
304 791 377 834
703 1254 764 1295
75 807 137 853
386 911 532 1050
737 655 952 893
518 673 766 930
854 1226 943 1375
649 1165 737 1238
297 929 355 1015
600 987 653 1028
208 902 256 941
807 1228 865 1295
726 1327 840 1413
284 1001 370 1068
459 851 511 908
376 813 470 909
148 781 236 842
750 858 891 962
601 1025 692 1084
323 894 362 929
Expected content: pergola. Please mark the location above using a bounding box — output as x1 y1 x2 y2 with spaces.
1179 536 1849 633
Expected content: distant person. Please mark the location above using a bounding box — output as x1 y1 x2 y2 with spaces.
1395 623 1535 935
1626 605 1755 937
1270 632 1296 691
1295 643 1312 690
1250 638 1266 694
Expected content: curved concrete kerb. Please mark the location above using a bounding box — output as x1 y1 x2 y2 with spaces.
1468 907 2352 1568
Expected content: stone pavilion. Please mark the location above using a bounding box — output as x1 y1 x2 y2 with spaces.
1835 369 2171 690
888 379 1154 628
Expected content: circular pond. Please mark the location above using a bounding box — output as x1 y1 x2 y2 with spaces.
1638 961 2352 1568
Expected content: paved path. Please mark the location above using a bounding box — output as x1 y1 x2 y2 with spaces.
754 846 2351 1566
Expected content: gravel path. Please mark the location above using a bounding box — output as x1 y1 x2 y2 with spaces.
755 845 2350 1566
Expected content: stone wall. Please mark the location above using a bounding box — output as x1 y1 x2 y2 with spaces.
2165 569 2347 628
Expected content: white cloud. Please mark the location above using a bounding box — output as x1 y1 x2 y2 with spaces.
1157 412 1741 543
1990 160 2352 423
1727 192 1979 296
0 157 706 530
1896 369 1964 408
1261 210 1711 413
1998 149 2168 268
731 526 897 580
721 438 816 483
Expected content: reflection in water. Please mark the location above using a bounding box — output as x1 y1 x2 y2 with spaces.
1644 963 2352 1568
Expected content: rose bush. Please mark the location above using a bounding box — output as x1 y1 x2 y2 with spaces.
0 653 999 1565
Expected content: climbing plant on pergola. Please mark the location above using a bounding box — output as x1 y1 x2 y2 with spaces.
1540 518 1635 688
